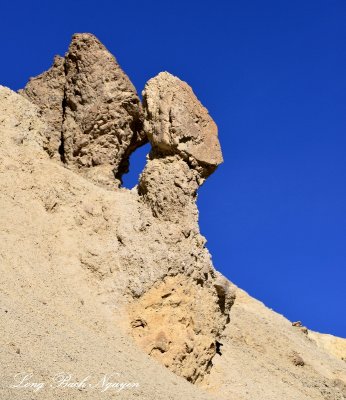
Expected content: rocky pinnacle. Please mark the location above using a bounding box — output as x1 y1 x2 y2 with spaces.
20 33 145 187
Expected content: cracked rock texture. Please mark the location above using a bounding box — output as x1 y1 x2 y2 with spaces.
130 70 234 380
138 154 200 223
20 33 144 187
18 55 65 158
129 274 234 384
2 33 346 400
138 72 223 224
142 71 223 180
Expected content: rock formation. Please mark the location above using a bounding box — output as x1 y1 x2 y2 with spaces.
18 55 65 158
142 71 223 179
126 71 233 382
19 33 232 383
138 72 223 225
20 33 145 187
1 33 345 400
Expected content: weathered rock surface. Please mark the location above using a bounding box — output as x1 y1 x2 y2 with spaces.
20 33 144 187
129 274 234 384
142 71 223 180
138 72 223 225
18 55 65 158
127 70 233 380
138 154 200 223
62 34 145 184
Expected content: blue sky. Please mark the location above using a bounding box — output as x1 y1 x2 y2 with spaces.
1 0 345 336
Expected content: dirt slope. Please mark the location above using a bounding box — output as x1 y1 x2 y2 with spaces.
203 287 346 400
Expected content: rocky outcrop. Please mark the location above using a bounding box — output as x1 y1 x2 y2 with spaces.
138 72 223 224
18 56 65 158
20 33 144 187
127 72 231 381
138 154 200 223
62 34 145 184
142 72 223 179
20 37 229 382
129 274 234 383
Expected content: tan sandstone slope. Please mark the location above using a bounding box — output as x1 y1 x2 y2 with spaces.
0 33 345 400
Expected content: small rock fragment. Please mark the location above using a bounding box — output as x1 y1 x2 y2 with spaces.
131 318 147 328
290 351 305 366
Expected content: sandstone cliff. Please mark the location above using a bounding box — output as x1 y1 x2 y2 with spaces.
0 34 345 400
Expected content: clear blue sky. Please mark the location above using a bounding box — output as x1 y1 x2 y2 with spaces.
1 0 345 336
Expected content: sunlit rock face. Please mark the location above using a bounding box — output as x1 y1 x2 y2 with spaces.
20 33 145 187
142 71 223 180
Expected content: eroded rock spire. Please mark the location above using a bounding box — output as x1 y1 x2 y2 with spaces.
138 72 223 224
130 73 233 383
142 71 223 178
20 33 145 187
